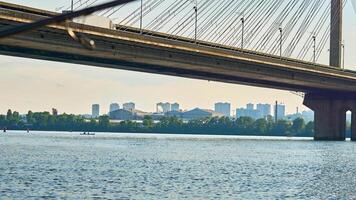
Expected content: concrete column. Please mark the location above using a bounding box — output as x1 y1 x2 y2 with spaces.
304 93 347 141
330 0 343 68
352 112 356 141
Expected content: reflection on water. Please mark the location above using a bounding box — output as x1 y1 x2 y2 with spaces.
1 131 356 199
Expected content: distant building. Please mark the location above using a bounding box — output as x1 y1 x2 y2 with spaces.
92 104 100 118
236 103 262 119
109 109 148 120
157 102 171 113
109 109 134 120
165 110 183 118
123 102 135 111
236 108 261 119
301 110 314 122
171 103 180 112
214 102 231 117
182 108 223 121
287 110 314 122
246 103 254 111
274 103 286 120
109 103 120 113
256 104 271 119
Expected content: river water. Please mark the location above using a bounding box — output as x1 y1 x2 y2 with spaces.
1 131 356 199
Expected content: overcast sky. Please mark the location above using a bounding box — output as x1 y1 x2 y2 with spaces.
0 0 355 115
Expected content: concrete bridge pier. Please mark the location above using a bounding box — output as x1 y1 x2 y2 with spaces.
304 93 356 141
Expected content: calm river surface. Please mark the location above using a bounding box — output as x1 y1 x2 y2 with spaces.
1 131 356 199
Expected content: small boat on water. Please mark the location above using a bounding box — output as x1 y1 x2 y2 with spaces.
80 132 95 136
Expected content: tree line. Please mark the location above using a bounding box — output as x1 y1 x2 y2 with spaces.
0 109 315 137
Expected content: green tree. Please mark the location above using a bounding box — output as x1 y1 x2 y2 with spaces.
272 120 292 136
143 115 154 129
236 117 255 133
0 115 6 127
254 118 269 135
304 121 314 137
98 115 110 128
6 109 12 122
291 118 306 135
10 111 21 127
27 111 35 125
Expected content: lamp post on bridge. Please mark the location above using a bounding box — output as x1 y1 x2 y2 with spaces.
193 0 198 43
312 35 316 64
241 17 245 49
71 0 74 12
279 27 283 58
342 41 345 70
140 0 143 34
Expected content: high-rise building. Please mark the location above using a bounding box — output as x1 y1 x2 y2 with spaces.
92 104 100 118
257 104 271 119
123 102 135 111
301 110 314 122
171 103 180 111
109 103 120 113
236 108 260 119
214 102 231 117
246 103 254 110
274 103 286 120
157 102 171 113
236 103 271 119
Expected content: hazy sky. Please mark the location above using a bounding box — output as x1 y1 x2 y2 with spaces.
0 0 356 115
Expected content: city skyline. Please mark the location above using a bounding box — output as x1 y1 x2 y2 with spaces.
0 1 355 116
27 101 301 116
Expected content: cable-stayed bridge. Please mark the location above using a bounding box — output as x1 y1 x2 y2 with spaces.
0 0 354 141
63 0 348 63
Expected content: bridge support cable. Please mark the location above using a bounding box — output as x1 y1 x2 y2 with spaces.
283 0 325 58
167 1 204 38
116 0 156 27
62 0 88 11
267 0 311 56
187 0 227 39
0 0 137 39
208 0 256 44
198 0 244 42
125 0 166 28
203 0 262 45
265 0 309 55
144 0 189 32
60 0 347 64
159 1 199 37
117 0 164 29
218 0 267 44
233 1 281 48
253 0 298 52
166 0 215 38
219 0 276 47
167 0 213 39
301 0 346 62
235 0 282 49
297 1 331 60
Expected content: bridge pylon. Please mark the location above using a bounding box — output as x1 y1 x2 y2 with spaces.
330 0 343 68
302 0 350 141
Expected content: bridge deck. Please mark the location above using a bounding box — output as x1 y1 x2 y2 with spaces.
0 2 356 94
